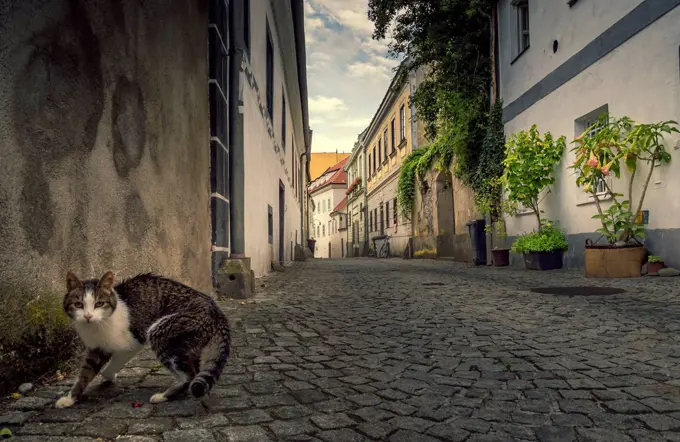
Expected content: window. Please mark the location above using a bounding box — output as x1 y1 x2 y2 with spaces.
379 206 384 234
322 225 325 237
370 211 373 232
372 147 376 174
268 205 273 244
266 21 274 120
386 201 390 228
515 0 530 54
360 203 363 220
399 105 406 142
390 119 396 153
281 89 286 151
393 198 398 224
327 198 330 211
244 0 250 55
367 153 371 178
378 140 382 167
329 221 332 235
383 129 388 161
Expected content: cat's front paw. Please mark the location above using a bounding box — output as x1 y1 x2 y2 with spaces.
55 396 75 408
149 393 167 404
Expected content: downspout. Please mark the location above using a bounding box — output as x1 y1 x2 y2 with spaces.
361 140 369 254
229 0 246 257
486 1 500 264
299 151 307 246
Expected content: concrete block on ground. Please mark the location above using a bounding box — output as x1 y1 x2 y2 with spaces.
216 257 254 300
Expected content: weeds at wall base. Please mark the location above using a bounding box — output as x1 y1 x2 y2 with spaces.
0 283 80 396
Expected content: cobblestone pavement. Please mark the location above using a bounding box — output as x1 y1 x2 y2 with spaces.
4 258 680 441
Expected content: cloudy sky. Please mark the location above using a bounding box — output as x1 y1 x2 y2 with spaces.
305 0 400 153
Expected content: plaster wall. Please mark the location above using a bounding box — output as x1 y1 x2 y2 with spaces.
241 0 305 277
500 2 680 267
0 0 212 292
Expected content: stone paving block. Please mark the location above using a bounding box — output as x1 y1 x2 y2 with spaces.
267 418 318 438
128 417 175 434
163 429 216 442
215 425 273 442
316 428 367 442
310 413 356 430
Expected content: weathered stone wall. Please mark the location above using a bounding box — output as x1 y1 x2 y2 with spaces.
411 166 478 262
0 0 212 292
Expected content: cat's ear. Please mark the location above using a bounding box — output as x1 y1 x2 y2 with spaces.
66 271 82 292
98 271 115 291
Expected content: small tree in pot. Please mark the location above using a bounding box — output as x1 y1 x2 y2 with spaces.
503 125 567 270
569 115 678 277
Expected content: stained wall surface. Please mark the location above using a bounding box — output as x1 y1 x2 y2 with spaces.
0 0 212 292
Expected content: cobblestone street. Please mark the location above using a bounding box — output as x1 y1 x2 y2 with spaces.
4 258 680 441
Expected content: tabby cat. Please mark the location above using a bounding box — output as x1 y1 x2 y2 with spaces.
55 271 231 408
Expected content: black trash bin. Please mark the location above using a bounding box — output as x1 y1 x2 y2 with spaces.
307 239 316 253
466 219 487 266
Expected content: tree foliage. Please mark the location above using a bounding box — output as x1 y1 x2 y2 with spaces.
502 125 566 230
370 0 506 219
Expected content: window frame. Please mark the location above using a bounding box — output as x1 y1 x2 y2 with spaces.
399 105 406 143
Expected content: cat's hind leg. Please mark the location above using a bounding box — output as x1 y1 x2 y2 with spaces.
147 315 201 403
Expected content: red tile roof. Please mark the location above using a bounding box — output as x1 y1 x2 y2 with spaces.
308 157 349 194
331 197 347 214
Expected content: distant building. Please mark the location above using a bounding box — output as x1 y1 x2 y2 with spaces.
310 152 350 181
344 133 368 256
363 69 415 256
329 197 348 258
308 158 348 258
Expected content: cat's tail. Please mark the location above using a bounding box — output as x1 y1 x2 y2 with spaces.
189 318 231 398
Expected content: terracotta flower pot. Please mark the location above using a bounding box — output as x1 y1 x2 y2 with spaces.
647 261 665 276
584 245 646 278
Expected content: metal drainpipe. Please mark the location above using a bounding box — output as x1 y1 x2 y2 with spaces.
361 140 369 253
299 151 308 247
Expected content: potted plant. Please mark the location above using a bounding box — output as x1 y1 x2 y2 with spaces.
647 255 665 276
503 125 567 270
569 115 678 278
477 177 513 267
511 220 569 270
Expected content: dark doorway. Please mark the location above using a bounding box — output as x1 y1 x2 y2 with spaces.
279 180 285 265
328 242 331 258
436 172 455 257
341 238 344 257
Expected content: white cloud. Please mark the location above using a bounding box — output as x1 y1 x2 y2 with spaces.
304 0 401 153
308 96 347 114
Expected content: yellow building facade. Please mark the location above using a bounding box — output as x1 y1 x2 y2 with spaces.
364 76 414 256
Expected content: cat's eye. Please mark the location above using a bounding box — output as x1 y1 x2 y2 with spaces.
74 302 83 309
95 302 106 308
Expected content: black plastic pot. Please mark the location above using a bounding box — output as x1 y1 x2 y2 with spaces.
492 249 510 267
523 251 563 270
466 219 487 266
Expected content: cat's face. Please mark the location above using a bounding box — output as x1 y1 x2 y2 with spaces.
64 271 118 324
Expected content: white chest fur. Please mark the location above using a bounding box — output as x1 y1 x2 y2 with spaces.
74 298 141 353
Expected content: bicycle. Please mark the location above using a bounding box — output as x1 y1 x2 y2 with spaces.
378 235 392 258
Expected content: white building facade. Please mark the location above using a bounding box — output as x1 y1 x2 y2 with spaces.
233 0 311 278
308 159 348 258
498 0 680 268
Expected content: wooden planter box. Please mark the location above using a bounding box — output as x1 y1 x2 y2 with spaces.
585 246 646 278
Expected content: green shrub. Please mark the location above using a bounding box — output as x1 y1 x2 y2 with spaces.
511 222 569 254
648 255 663 263
0 283 79 395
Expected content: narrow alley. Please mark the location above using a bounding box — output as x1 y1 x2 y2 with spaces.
4 259 680 441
